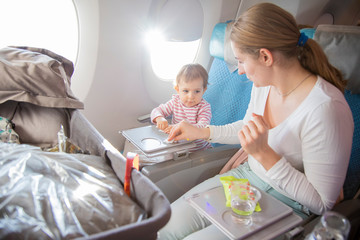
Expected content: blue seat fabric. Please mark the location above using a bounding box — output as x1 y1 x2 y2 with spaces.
344 90 360 199
203 58 252 126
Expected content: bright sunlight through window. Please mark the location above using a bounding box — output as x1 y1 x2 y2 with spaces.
0 0 78 64
145 30 200 80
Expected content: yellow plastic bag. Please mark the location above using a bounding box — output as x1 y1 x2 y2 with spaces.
220 176 261 212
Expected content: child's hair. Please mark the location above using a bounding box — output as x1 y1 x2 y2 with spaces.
230 3 346 93
175 63 208 89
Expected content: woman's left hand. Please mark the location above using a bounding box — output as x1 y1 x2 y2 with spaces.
238 113 280 170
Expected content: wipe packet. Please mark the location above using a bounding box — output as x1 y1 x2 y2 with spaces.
220 176 261 212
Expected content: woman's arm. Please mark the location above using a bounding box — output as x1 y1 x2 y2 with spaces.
168 120 210 141
167 120 245 145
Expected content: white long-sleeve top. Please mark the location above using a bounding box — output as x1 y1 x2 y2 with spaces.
208 76 354 215
151 94 212 151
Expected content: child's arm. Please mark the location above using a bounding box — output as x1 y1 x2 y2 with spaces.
162 101 211 134
150 97 175 130
195 102 212 128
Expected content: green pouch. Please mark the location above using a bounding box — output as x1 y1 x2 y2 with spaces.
220 176 249 207
219 176 261 212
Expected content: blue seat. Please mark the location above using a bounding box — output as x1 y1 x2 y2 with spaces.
203 22 252 147
203 58 252 126
343 90 360 199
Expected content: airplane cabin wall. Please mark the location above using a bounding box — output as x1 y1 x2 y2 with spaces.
72 0 242 151
72 0 157 151
142 0 241 105
71 0 359 151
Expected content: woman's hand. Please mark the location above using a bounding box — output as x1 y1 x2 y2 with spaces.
163 125 174 134
238 113 280 170
168 121 210 142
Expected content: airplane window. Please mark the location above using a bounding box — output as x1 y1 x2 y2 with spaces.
145 30 200 80
0 0 78 64
145 0 203 81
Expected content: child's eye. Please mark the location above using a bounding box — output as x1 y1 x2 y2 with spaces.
183 90 189 93
195 90 201 93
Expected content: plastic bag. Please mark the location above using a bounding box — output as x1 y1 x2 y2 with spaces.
220 176 261 212
0 142 146 239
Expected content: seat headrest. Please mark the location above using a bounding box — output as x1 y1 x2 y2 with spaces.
314 25 360 94
209 21 238 73
209 22 360 94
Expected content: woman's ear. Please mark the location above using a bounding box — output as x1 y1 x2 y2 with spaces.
259 48 273 66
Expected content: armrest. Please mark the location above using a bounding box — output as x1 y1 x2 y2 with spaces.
100 149 171 240
137 113 172 123
332 198 360 219
141 145 239 202
299 199 360 240
141 144 238 182
332 198 360 240
137 113 151 123
333 198 360 240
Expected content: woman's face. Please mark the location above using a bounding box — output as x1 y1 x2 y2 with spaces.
231 43 270 87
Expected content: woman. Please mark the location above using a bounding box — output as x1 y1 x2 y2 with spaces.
158 3 353 240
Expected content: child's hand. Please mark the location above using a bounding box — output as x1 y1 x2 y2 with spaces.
155 117 168 130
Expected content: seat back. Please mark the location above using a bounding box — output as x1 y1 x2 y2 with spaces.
343 90 360 199
204 58 252 126
313 25 360 200
203 21 252 129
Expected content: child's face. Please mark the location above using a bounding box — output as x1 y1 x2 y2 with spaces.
175 77 206 108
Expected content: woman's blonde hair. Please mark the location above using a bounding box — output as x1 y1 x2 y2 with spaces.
230 3 346 93
175 63 208 89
